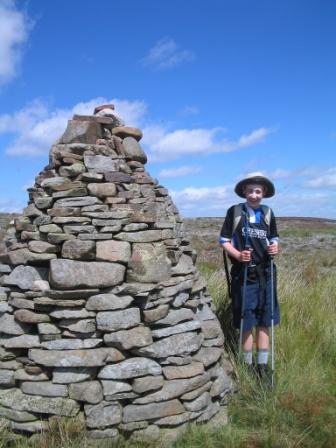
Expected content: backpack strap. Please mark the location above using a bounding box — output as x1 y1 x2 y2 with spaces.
261 204 271 227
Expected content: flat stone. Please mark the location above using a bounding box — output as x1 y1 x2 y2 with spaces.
104 326 153 350
14 309 50 323
133 373 210 405
14 369 49 382
101 380 132 397
132 375 164 394
154 308 195 326
82 209 131 219
58 319 96 333
61 240 96 260
49 308 95 319
136 332 203 358
151 320 201 338
96 308 140 332
96 240 131 263
104 171 134 183
0 347 15 361
81 172 104 182
28 241 58 254
127 242 171 283
47 233 76 244
29 348 124 367
184 391 211 412
69 381 103 404
34 297 86 308
5 265 48 290
86 293 134 311
193 347 222 367
54 196 102 207
49 259 125 289
10 420 49 433
0 360 22 369
155 412 195 427
181 382 212 401
123 223 148 231
48 207 81 217
98 357 161 380
0 405 37 422
63 225 95 234
37 323 61 335
162 362 204 380
85 402 122 428
35 197 53 209
47 289 100 299
195 402 220 423
0 313 29 335
41 339 102 350
143 305 169 323
123 400 184 423
52 216 90 224
1 335 40 349
210 371 233 397
52 367 95 384
0 369 15 386
84 155 117 172
88 428 119 439
201 320 223 339
59 162 86 177
0 388 80 416
196 304 217 321
122 137 147 163
21 381 68 397
88 182 117 197
61 119 102 145
78 233 113 240
41 177 80 191
115 230 162 243
112 126 143 141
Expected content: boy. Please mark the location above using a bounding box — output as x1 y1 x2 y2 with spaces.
219 175 280 381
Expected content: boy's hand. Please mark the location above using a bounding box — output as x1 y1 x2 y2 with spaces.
239 249 252 263
267 243 278 256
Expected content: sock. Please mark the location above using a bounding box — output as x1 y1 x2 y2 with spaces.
243 350 253 365
257 349 269 365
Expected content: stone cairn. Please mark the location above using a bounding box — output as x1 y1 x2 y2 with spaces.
0 105 234 440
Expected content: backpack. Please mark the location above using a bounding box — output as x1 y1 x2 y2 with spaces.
232 203 272 237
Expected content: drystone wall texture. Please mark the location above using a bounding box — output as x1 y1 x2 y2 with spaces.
0 105 234 440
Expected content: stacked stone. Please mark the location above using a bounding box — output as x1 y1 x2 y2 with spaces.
0 105 233 440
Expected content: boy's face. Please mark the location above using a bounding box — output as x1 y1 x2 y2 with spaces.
243 183 265 208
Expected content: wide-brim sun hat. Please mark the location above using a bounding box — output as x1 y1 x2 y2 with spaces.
234 175 275 198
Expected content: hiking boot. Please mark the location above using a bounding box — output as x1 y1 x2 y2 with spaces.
257 363 273 387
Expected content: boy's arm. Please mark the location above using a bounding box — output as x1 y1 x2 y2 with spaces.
267 210 279 255
219 206 251 262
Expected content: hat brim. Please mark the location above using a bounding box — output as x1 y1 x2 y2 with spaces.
234 176 275 198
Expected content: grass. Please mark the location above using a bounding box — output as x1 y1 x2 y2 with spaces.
1 250 335 447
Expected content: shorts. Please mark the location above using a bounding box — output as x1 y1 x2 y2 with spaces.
231 264 280 332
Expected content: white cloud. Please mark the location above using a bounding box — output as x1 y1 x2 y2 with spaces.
158 165 202 178
142 37 195 70
0 0 32 86
0 97 147 156
143 126 272 161
305 167 336 188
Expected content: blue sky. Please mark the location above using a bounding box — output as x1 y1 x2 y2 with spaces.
0 0 335 218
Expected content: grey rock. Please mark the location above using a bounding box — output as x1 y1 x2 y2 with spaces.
52 367 95 384
172 291 190 307
41 339 102 350
84 155 117 172
116 230 162 243
39 223 62 233
196 303 217 321
0 313 29 335
14 369 49 382
112 126 143 141
5 265 48 290
96 240 131 263
155 412 196 426
37 323 61 335
181 381 212 401
8 248 55 266
0 369 15 386
96 308 140 332
63 225 95 234
78 233 113 240
28 241 58 254
47 288 100 299
154 308 195 326
49 308 95 319
136 332 203 358
61 119 102 145
143 305 169 323
21 381 68 397
52 216 90 224
162 362 204 380
88 182 117 197
69 381 103 404
86 293 134 311
49 259 125 289
193 347 222 367
171 254 195 275
101 380 132 397
58 318 96 333
85 401 122 428
183 391 211 412
88 428 119 439
132 375 164 394
35 197 53 209
0 360 22 369
210 370 232 397
196 402 220 423
81 172 104 182
0 405 37 422
134 373 210 405
127 242 171 283
0 388 80 416
1 335 40 349
122 137 147 163
82 209 131 219
54 196 102 207
98 357 162 380
104 171 134 183
10 420 49 433
123 400 184 423
201 320 223 339
104 326 153 350
151 320 201 338
47 233 76 244
14 309 50 323
59 162 86 177
29 347 124 367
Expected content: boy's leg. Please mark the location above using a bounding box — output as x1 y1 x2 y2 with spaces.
256 326 271 384
242 330 253 365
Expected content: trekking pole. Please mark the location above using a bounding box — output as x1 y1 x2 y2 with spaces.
239 245 250 355
270 254 275 388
